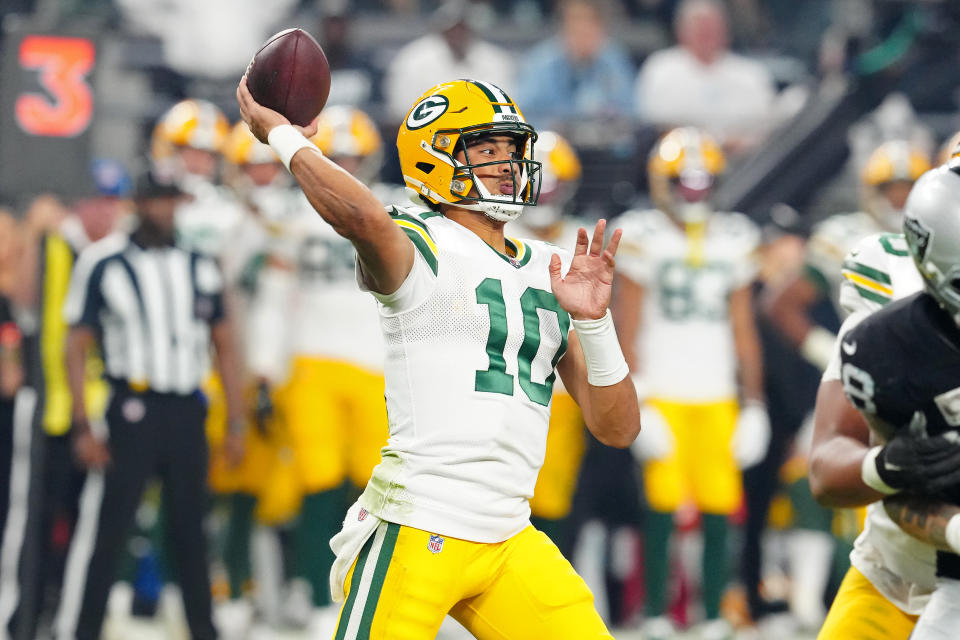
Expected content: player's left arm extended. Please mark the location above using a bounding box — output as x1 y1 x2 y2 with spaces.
884 494 960 554
552 220 641 448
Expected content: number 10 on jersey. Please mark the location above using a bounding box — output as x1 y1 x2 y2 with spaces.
474 278 569 407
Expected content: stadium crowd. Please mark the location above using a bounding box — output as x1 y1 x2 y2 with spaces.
2 0 960 639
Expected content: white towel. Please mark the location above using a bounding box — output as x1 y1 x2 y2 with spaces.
329 500 381 603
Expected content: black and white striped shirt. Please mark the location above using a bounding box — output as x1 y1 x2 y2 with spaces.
63 231 225 394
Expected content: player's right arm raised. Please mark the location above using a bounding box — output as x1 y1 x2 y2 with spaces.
237 78 413 295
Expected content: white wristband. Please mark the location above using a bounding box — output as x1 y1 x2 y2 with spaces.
861 446 899 495
267 124 319 171
945 514 960 554
801 326 837 371
572 309 629 387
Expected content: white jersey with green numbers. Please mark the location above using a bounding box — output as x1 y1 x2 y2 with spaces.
616 208 759 401
805 211 887 313
823 232 932 615
358 206 574 543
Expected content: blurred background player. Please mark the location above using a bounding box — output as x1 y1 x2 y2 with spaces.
614 127 767 640
151 98 248 269
505 131 587 554
0 164 129 640
765 139 932 372
243 105 389 636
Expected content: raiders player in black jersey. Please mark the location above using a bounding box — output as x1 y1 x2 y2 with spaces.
841 164 960 639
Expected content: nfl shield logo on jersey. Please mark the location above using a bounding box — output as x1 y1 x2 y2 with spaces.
427 534 444 554
357 508 368 522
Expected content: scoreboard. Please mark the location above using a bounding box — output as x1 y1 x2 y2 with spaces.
0 28 98 200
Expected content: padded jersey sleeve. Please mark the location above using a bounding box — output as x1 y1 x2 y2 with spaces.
838 233 898 315
356 206 440 313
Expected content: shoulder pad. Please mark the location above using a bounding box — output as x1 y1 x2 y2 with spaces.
839 233 895 313
388 206 439 275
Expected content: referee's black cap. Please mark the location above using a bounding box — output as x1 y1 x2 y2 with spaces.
133 167 186 200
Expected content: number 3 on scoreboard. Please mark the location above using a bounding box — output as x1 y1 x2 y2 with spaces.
16 35 95 138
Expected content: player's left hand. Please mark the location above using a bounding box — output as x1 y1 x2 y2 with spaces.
236 76 318 144
549 219 622 321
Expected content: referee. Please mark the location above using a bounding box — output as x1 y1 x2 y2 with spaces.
53 169 246 640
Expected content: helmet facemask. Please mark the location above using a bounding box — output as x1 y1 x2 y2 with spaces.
446 126 542 222
668 169 714 224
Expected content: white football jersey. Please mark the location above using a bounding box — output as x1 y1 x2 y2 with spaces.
244 193 385 382
823 232 932 615
175 177 246 262
358 206 573 543
806 211 888 313
616 208 759 401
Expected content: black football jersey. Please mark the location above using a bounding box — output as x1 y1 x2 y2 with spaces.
840 292 960 578
840 292 960 438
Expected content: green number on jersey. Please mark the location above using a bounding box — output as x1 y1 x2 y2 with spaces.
878 233 910 257
475 277 569 406
475 278 513 395
656 260 729 321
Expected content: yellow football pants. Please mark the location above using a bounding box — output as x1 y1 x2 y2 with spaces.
642 398 741 514
205 373 273 495
334 523 611 640
273 357 389 492
818 566 916 640
530 392 585 520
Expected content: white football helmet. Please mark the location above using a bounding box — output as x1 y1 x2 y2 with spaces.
903 165 960 324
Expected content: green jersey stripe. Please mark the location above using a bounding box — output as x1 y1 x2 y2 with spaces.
389 209 433 235
355 523 400 639
853 283 892 305
842 259 892 285
400 227 439 275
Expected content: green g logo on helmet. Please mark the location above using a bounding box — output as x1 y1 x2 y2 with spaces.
406 96 449 130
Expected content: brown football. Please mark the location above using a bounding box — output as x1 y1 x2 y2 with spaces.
245 28 330 126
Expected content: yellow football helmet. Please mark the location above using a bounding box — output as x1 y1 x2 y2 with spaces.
860 140 931 231
523 131 581 229
310 106 383 183
648 127 725 224
150 99 229 169
396 79 541 222
223 121 278 166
